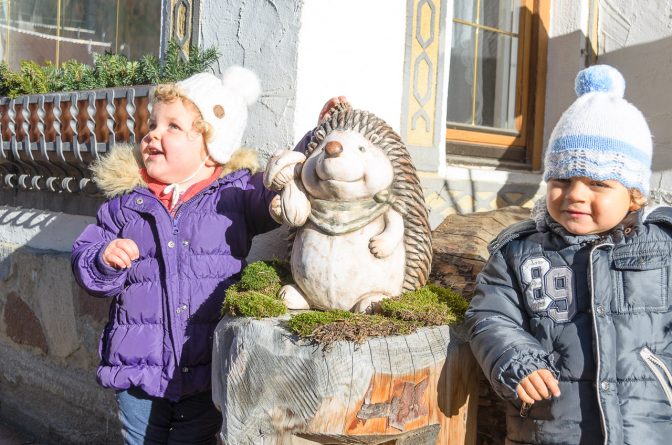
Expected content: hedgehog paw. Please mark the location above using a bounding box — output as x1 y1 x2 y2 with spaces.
351 294 386 314
280 284 311 310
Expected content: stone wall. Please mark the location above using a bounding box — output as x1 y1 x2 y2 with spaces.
0 208 288 444
0 246 121 444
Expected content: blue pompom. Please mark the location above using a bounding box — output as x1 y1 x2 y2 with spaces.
574 65 625 98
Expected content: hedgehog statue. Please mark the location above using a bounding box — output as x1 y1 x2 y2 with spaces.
264 103 432 313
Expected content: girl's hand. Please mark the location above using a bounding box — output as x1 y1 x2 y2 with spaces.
103 238 140 269
318 96 348 124
516 369 561 405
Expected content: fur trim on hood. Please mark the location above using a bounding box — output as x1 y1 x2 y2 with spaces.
91 144 260 198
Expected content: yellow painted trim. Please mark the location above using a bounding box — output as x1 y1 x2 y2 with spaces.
470 0 481 125
115 0 121 53
5 0 10 63
406 0 442 147
530 0 550 170
55 0 61 65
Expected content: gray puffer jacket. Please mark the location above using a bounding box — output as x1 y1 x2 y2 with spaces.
464 206 672 445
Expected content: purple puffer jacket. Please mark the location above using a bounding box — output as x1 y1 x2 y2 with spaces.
71 146 278 401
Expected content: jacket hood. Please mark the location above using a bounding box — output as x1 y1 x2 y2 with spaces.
90 144 260 198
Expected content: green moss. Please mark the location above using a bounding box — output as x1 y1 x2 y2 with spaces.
223 261 470 346
287 284 469 346
288 310 417 345
287 310 353 337
222 260 292 318
428 283 469 321
239 260 291 294
380 286 457 326
222 284 287 318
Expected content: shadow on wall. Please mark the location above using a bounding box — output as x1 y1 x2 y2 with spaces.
0 206 92 279
598 36 672 196
432 27 672 223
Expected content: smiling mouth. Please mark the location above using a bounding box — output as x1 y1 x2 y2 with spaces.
145 146 164 156
315 167 362 183
564 210 590 217
321 177 361 184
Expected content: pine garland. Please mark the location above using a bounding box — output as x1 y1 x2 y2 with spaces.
0 40 221 98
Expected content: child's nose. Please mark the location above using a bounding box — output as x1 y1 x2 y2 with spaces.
145 128 160 141
566 181 587 201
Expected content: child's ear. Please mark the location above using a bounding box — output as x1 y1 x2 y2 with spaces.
205 152 217 167
628 189 646 211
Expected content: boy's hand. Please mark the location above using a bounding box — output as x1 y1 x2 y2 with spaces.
516 369 561 404
103 238 140 269
318 96 348 124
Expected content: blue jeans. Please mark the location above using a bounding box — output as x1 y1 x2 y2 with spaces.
115 387 222 445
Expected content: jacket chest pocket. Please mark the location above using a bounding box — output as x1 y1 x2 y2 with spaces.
612 252 670 313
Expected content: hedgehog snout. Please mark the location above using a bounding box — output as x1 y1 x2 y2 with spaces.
324 141 343 158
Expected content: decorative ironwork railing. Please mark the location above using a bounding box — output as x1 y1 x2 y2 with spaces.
0 86 152 195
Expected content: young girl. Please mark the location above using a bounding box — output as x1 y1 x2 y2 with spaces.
71 67 336 444
464 65 672 444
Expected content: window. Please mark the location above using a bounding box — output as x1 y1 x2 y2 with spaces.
0 0 161 69
446 0 549 169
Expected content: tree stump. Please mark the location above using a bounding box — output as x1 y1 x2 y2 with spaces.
429 207 531 445
212 317 478 445
430 206 531 298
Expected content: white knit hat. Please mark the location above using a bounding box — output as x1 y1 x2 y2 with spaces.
176 66 261 164
544 64 652 196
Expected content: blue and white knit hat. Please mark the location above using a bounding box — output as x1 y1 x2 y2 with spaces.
544 64 652 196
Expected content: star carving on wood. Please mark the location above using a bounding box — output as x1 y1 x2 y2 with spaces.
356 377 429 431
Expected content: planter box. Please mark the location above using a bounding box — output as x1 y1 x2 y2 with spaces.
0 86 152 194
212 316 478 445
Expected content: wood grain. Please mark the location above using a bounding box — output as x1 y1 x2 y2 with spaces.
212 317 478 444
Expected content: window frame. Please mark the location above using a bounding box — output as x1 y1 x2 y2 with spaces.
445 0 549 170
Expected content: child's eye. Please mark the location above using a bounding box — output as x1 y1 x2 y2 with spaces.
168 123 181 130
591 181 609 188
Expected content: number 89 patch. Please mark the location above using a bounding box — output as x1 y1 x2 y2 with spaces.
520 256 576 322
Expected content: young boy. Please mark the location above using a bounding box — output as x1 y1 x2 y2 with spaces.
464 65 672 444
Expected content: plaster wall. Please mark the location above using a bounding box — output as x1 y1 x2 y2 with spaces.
542 0 588 151
197 0 303 161
293 0 407 142
597 0 672 197
542 0 672 199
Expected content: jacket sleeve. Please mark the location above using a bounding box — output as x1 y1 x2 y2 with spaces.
243 133 313 236
464 248 557 402
243 172 280 236
71 198 128 297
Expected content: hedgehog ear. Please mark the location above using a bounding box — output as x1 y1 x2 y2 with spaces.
370 133 382 144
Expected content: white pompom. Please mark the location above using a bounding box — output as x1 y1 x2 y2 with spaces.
221 65 262 106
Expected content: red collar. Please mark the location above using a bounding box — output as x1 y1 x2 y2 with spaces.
140 167 223 213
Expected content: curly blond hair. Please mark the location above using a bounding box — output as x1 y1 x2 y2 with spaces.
152 83 213 142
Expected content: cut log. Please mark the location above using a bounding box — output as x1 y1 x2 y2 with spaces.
430 207 531 445
212 316 478 445
430 206 531 298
